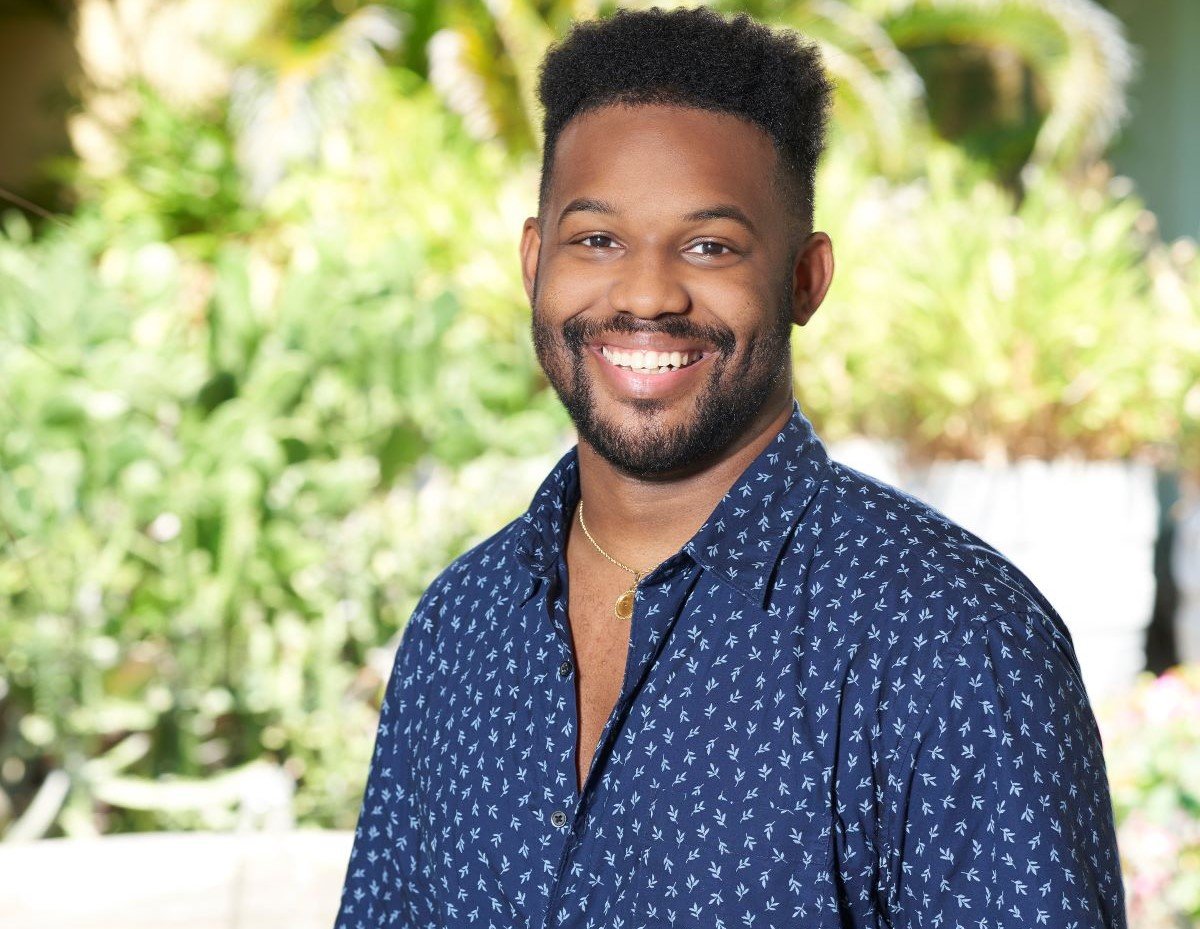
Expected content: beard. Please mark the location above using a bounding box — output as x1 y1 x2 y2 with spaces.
530 273 795 480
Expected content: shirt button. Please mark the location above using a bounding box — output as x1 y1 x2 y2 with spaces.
550 810 567 828
558 660 573 678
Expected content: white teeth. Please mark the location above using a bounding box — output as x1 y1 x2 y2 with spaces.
600 346 703 373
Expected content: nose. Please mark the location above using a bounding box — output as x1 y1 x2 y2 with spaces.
607 246 690 318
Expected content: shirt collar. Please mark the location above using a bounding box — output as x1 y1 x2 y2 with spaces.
513 398 831 609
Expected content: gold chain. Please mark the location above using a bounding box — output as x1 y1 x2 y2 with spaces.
577 499 649 578
577 498 658 620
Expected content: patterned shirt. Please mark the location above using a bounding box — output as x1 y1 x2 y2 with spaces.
334 398 1128 929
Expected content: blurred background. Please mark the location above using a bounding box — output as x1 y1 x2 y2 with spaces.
0 0 1197 926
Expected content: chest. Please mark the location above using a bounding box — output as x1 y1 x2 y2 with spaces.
552 567 840 921
416 561 851 927
565 572 639 787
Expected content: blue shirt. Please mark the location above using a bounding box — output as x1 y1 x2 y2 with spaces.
334 399 1128 929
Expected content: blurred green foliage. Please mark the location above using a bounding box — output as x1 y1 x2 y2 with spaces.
417 0 1134 180
75 85 255 252
0 77 568 834
0 0 1195 841
804 146 1186 461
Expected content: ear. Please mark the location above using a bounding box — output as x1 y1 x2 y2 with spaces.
790 231 834 327
520 216 543 306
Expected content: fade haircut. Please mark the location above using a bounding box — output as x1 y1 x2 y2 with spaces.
534 5 833 236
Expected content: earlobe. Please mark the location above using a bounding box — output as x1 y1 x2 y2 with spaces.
792 296 813 327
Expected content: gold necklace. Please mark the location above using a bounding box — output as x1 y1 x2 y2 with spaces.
577 499 657 621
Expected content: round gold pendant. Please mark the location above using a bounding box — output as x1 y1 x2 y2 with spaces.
614 589 635 621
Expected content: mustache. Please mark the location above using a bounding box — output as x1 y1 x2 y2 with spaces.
560 314 736 355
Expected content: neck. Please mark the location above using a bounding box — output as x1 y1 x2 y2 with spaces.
573 393 794 571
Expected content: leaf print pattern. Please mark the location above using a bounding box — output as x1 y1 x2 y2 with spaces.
334 399 1128 929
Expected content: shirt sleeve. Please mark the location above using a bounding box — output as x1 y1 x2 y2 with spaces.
333 585 441 929
883 611 1128 929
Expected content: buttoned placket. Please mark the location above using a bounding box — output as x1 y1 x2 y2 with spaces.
536 547 701 929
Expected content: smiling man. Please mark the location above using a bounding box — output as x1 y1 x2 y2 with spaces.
334 7 1128 929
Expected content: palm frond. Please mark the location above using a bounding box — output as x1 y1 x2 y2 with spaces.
481 0 557 150
876 0 1134 168
428 26 504 141
426 0 569 153
229 6 403 201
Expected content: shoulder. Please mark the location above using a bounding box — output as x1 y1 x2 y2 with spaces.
793 456 1090 747
934 606 1091 723
808 455 1060 622
410 513 533 625
383 514 531 695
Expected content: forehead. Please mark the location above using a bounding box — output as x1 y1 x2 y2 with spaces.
548 103 781 226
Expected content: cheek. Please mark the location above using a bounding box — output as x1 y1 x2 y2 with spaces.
535 265 595 318
698 288 777 342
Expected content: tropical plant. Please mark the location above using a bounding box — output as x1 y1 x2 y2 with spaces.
227 4 404 203
72 83 257 256
420 0 1133 181
859 0 1134 175
798 143 1178 461
0 81 567 837
69 1 406 226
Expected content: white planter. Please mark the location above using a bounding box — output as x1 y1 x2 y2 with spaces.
0 830 353 929
828 440 1158 708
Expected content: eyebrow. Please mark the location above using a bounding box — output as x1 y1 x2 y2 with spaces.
557 197 758 237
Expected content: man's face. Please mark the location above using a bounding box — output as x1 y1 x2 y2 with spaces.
521 103 819 480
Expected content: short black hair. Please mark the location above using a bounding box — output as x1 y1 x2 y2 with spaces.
535 6 833 236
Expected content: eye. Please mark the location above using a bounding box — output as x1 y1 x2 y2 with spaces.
688 240 735 258
576 234 619 249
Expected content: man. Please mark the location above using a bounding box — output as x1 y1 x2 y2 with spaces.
335 7 1128 929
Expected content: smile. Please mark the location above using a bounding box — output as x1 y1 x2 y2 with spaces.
599 345 705 376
